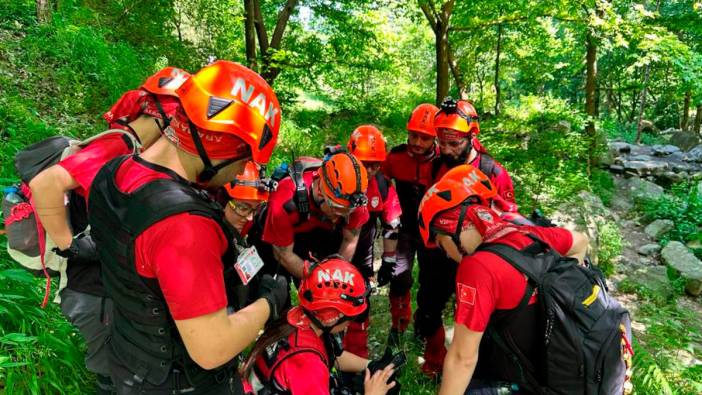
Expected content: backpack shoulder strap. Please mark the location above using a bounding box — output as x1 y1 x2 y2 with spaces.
477 153 498 177
477 235 552 286
64 129 142 160
376 172 389 201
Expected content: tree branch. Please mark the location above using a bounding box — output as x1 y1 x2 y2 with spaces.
253 0 269 56
419 1 438 33
450 13 582 31
269 0 299 50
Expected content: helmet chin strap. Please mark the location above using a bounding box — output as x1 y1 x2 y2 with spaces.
188 121 241 183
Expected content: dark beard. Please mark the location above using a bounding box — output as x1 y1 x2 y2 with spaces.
441 147 470 168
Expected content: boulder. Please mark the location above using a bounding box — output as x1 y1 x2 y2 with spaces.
651 145 681 157
551 191 616 266
628 154 654 161
684 144 702 163
670 131 701 151
637 243 662 256
609 141 633 155
639 119 656 132
609 164 625 174
621 177 665 201
621 160 668 177
661 241 702 296
644 219 674 240
657 171 686 185
628 265 675 300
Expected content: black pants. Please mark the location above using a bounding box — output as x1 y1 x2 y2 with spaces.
111 366 243 395
414 248 457 338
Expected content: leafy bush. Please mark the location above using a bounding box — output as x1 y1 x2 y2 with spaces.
591 169 615 207
638 182 702 257
597 221 623 277
480 95 592 212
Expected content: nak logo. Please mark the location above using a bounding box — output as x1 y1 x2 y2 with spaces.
230 78 280 128
317 269 355 286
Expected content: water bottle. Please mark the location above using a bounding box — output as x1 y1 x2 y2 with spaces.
271 163 289 181
3 186 23 204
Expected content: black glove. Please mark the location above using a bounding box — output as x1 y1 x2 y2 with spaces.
54 234 99 264
256 274 289 323
367 349 406 395
376 255 396 287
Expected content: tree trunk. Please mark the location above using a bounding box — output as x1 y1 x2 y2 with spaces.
584 27 598 166
494 21 503 116
447 41 467 99
694 104 702 135
419 1 455 105
635 64 652 144
244 0 257 70
681 90 691 131
261 0 299 83
36 0 52 23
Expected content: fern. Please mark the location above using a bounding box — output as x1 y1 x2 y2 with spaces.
632 343 674 395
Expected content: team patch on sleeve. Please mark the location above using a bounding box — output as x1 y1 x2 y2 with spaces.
457 283 477 306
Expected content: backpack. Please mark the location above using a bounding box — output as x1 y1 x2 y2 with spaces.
477 234 633 395
2 130 140 305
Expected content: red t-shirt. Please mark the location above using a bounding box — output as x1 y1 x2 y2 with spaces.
271 326 330 395
58 132 134 198
455 226 574 332
366 174 402 227
262 170 369 247
115 157 228 320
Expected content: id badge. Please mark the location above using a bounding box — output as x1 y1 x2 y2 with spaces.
234 246 264 285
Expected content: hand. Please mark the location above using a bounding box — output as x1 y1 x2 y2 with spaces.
368 349 405 384
54 234 99 264
364 364 396 395
255 274 289 323
376 255 396 287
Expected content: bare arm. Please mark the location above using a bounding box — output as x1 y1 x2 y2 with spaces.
175 298 269 370
567 230 589 264
337 351 369 373
272 243 305 278
338 227 361 261
29 165 79 250
438 323 483 395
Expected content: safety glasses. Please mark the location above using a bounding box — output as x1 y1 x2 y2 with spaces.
228 200 258 217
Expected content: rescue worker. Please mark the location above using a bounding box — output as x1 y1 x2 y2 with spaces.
344 125 402 358
380 103 439 348
253 151 370 281
432 97 516 205
87 61 289 394
413 98 519 378
28 66 188 393
242 256 399 395
417 165 589 394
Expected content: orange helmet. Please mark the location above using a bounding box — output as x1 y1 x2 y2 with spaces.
224 161 273 202
434 98 480 135
320 152 369 208
347 125 386 162
141 67 190 96
407 103 439 137
418 164 497 248
287 256 369 329
175 60 280 166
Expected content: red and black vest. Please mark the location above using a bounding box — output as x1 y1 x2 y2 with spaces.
88 155 239 390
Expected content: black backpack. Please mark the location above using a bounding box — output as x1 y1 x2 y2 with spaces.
478 234 633 395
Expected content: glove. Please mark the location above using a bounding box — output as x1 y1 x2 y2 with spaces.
376 255 396 287
54 234 99 264
256 274 289 323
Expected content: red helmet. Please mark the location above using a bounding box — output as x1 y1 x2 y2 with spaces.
320 152 369 208
224 161 272 202
142 67 190 96
418 164 497 248
407 103 439 137
434 98 480 135
347 125 386 162
287 257 369 329
175 60 280 166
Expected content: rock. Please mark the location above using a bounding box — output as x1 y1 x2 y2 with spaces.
687 239 702 250
658 171 686 184
609 164 625 174
670 131 701 151
651 144 681 157
621 177 665 201
611 195 634 213
629 265 675 300
628 154 653 161
644 219 674 240
638 243 662 256
609 141 632 155
672 163 697 173
639 119 656 132
639 257 655 266
661 241 702 296
551 191 616 266
684 144 702 162
622 160 668 177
